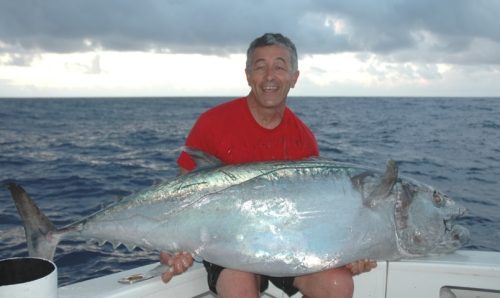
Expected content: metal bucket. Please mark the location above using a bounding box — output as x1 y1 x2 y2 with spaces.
0 257 57 298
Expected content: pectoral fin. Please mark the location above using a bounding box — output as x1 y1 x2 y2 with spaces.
352 160 398 207
183 147 223 169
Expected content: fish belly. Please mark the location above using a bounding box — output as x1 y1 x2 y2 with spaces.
79 165 399 276
168 172 397 276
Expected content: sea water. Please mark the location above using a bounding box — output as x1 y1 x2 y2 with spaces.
1 97 499 285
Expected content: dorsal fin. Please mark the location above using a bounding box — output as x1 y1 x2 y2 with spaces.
183 147 223 169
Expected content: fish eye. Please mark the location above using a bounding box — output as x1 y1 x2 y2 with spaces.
432 191 443 206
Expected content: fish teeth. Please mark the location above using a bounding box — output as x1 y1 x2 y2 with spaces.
91 239 137 251
111 241 121 250
92 239 122 250
90 239 107 247
124 243 137 251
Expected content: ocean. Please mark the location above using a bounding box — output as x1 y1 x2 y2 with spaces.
1 97 499 286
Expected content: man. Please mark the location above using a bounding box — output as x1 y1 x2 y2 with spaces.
160 33 376 297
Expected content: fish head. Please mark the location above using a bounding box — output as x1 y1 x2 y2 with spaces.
395 182 470 256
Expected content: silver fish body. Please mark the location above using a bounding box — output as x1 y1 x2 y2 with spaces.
8 158 469 277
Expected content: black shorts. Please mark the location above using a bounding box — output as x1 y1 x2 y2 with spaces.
203 261 299 297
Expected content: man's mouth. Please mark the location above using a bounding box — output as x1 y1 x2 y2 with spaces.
262 85 279 92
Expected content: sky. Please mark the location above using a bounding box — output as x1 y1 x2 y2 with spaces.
1 0 499 98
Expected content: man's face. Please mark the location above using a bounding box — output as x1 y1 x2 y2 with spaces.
246 45 299 109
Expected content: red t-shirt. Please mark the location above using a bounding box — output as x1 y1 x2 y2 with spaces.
177 97 319 171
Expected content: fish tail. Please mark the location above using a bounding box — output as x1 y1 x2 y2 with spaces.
7 183 62 261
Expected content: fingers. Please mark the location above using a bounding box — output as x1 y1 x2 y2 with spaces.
159 251 171 265
159 251 194 283
346 259 377 275
171 252 194 273
161 269 175 283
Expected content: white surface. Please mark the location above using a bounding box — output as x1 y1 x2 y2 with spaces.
59 250 500 298
0 258 58 298
386 250 500 298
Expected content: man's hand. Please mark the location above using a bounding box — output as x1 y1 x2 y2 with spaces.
159 251 194 283
346 259 377 275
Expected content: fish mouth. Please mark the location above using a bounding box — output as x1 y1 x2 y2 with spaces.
443 208 469 244
430 222 470 255
449 224 470 245
443 205 467 233
443 219 469 243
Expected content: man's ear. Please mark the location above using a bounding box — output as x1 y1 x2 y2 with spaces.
291 70 300 88
245 69 251 86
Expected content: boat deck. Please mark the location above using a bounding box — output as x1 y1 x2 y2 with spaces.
59 250 500 298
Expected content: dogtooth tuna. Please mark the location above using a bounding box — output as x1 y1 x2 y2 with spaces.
7 150 469 277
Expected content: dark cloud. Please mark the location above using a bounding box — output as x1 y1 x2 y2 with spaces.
1 0 499 64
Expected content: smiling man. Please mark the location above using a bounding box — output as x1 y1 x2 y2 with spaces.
160 33 376 298
245 39 300 129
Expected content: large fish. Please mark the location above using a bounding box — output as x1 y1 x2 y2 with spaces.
7 152 469 277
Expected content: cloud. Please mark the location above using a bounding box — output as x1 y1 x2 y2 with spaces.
64 54 102 74
1 0 499 65
0 52 39 66
1 0 499 98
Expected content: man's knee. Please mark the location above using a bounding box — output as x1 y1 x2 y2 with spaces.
294 267 354 298
216 269 261 298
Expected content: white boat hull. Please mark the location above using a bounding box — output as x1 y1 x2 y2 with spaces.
58 250 500 298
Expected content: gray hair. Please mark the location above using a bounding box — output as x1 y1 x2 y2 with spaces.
246 33 298 72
